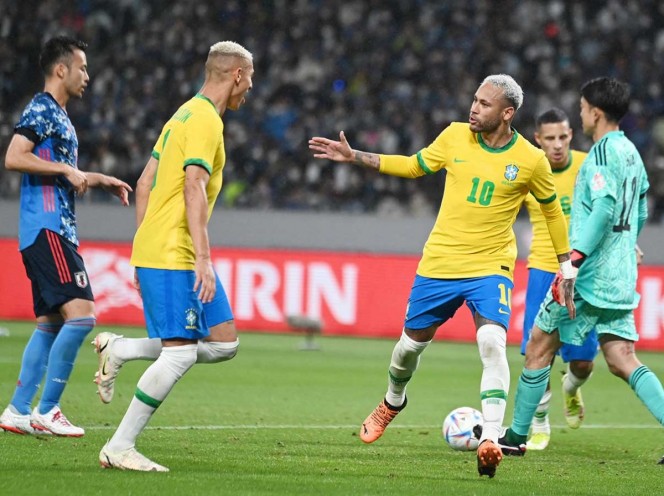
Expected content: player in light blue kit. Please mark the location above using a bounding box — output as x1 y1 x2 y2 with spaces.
500 77 664 462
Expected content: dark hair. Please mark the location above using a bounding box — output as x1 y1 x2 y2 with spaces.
39 36 88 76
535 107 569 128
580 77 630 123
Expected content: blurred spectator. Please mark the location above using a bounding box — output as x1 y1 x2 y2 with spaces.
1 0 663 221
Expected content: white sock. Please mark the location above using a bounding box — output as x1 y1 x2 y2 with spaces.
385 331 430 408
107 344 197 451
112 338 240 364
196 340 239 363
476 325 509 443
532 389 552 433
563 367 590 395
113 337 162 362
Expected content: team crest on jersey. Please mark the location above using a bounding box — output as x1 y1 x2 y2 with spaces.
591 172 606 191
74 271 88 288
185 308 199 330
504 164 519 181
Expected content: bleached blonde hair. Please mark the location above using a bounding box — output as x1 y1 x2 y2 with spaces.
208 41 253 63
482 74 523 110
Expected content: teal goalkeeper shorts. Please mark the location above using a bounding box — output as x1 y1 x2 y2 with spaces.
535 288 637 346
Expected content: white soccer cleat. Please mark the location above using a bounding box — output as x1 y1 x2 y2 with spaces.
30 406 85 437
99 443 169 472
92 332 124 404
0 406 39 435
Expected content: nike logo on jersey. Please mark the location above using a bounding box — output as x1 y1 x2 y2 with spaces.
498 308 510 315
453 158 467 163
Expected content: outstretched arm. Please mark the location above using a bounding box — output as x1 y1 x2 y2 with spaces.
309 131 424 177
309 131 380 170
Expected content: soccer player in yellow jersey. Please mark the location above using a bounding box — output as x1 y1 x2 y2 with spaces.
94 41 254 472
520 108 598 451
310 74 577 478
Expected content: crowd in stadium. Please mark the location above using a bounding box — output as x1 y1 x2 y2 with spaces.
1 0 664 221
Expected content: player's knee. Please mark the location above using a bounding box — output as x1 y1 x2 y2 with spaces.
570 360 594 379
161 344 198 379
476 325 506 361
197 339 239 363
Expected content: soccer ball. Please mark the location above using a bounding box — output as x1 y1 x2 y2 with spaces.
442 407 483 451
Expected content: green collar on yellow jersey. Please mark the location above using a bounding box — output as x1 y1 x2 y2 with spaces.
195 93 217 111
477 128 519 153
552 153 573 174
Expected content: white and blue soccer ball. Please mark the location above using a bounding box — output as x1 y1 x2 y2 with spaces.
442 407 483 451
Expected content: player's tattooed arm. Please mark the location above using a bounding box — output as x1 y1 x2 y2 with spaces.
353 151 380 170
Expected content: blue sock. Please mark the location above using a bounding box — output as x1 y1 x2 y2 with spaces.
38 317 95 414
510 366 551 438
629 365 664 425
10 324 60 415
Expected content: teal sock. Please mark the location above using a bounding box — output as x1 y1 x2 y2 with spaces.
629 365 664 425
510 366 551 438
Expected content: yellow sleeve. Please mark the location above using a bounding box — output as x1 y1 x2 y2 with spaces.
529 155 570 256
379 127 450 177
183 112 221 174
539 201 570 256
379 154 425 177
524 193 541 222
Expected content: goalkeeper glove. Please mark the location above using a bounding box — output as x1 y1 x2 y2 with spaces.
552 249 586 305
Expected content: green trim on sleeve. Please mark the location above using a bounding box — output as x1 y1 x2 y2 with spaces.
535 193 557 204
183 158 212 175
151 150 160 160
416 152 434 175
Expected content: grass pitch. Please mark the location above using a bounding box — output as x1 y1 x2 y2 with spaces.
0 321 663 495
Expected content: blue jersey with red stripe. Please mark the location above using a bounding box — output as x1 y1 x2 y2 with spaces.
15 92 79 250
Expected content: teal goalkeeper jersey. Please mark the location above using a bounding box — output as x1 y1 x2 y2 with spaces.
571 130 649 309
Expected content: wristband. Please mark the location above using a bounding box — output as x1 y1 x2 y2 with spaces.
559 259 578 280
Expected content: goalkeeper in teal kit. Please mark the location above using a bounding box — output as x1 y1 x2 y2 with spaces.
499 77 664 461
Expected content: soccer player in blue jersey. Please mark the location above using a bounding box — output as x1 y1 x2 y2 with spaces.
0 36 131 437
502 77 664 463
310 74 578 478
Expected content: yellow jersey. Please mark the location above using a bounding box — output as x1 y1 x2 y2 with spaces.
524 149 586 272
131 94 225 269
380 122 569 280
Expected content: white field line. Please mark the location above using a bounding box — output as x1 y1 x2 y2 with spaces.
84 423 662 431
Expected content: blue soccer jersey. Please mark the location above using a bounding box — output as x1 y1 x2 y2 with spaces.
15 92 79 250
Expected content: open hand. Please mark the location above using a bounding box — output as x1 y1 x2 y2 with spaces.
309 131 354 162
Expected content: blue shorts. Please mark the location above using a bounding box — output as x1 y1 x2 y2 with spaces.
136 267 233 340
405 275 513 331
522 268 598 362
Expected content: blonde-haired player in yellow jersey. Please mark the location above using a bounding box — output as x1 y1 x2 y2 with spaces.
310 74 577 479
93 41 254 472
520 108 598 451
